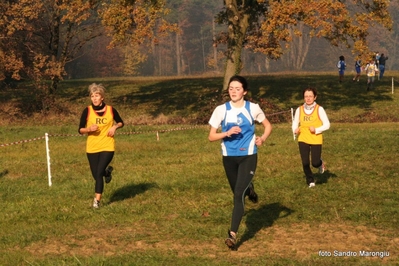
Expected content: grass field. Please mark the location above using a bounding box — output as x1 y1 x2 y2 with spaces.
0 72 398 265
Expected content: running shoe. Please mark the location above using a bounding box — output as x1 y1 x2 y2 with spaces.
248 182 258 203
318 160 325 174
225 230 237 250
93 198 100 208
105 166 113 183
309 182 316 188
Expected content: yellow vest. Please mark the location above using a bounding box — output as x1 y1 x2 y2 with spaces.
298 105 323 145
366 63 377 77
86 105 115 153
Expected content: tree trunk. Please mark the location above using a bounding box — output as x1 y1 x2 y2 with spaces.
289 23 312 70
223 0 250 91
48 1 61 95
212 20 219 72
176 29 181 75
264 57 270 72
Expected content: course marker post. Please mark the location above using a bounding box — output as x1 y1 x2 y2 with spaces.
45 133 52 187
392 77 394 94
291 108 296 141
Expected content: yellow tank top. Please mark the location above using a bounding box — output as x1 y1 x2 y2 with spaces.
298 105 323 145
86 105 115 153
366 63 377 77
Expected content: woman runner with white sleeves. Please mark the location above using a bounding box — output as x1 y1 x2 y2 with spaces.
292 87 330 188
208 75 272 250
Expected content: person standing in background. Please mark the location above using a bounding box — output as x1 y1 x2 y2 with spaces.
337 55 346 83
375 52 380 67
352 57 362 82
374 52 380 79
208 75 272 250
378 53 388 80
78 83 124 208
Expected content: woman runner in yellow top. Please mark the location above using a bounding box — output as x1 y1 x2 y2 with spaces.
292 88 330 188
78 83 124 208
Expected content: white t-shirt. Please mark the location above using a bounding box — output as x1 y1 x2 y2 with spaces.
209 101 266 129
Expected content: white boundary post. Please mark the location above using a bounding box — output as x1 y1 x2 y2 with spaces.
392 77 394 94
291 108 296 141
45 133 52 186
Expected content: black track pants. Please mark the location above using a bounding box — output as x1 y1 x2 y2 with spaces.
223 154 257 233
87 151 114 194
298 142 322 184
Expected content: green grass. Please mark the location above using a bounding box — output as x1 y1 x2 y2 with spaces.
0 73 399 265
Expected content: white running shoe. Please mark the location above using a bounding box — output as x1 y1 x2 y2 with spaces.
93 198 100 208
309 182 316 188
319 160 325 174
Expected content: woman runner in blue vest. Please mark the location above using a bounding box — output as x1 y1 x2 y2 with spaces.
208 75 272 250
337 55 346 83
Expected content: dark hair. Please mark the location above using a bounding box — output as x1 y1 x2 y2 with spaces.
303 87 317 97
228 75 248 91
339 55 345 61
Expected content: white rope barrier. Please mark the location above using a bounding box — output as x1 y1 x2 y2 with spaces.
0 136 46 147
0 109 293 148
0 109 292 186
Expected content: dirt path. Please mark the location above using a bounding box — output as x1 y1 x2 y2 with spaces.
23 223 398 263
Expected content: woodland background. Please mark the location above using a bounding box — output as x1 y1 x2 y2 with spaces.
1 0 397 85
66 1 399 78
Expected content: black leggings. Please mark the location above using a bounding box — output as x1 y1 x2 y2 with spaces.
87 151 114 194
223 154 257 233
298 142 322 183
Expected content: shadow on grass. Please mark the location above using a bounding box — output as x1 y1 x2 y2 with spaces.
236 202 294 249
109 182 158 203
0 170 9 178
115 75 395 122
118 77 224 117
316 170 337 185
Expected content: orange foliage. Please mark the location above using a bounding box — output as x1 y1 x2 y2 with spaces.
248 0 392 61
100 0 177 49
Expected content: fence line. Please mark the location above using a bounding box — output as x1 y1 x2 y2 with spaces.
0 109 292 148
0 109 292 186
0 136 46 147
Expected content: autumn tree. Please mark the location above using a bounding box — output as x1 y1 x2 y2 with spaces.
0 0 103 100
217 0 392 90
367 1 399 71
0 0 39 86
0 0 172 109
100 0 175 74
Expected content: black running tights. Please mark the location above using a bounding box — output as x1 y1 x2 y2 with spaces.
87 151 114 194
222 154 257 233
298 142 322 182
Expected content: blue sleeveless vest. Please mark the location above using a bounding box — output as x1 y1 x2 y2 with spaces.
221 101 256 156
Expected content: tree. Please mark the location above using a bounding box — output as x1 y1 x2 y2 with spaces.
0 0 103 98
217 0 392 90
286 22 312 71
367 1 399 71
0 0 173 108
100 0 176 75
0 0 41 85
